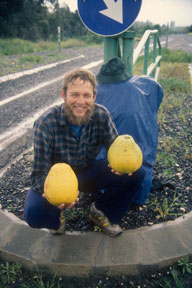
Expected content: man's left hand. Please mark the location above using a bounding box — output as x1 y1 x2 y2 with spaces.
42 193 79 210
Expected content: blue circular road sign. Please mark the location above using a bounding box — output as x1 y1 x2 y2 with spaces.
78 0 142 37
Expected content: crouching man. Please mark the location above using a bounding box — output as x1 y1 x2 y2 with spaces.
24 68 145 237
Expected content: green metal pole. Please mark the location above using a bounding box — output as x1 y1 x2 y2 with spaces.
143 37 150 75
104 31 135 75
151 34 157 77
104 37 120 63
122 31 135 76
158 38 161 68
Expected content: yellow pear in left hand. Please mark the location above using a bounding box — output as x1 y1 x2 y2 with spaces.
44 163 78 206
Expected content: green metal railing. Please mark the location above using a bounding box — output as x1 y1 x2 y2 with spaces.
104 29 161 80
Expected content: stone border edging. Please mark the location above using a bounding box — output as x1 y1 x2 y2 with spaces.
0 209 192 276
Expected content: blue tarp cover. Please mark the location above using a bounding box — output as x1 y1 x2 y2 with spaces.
96 76 163 204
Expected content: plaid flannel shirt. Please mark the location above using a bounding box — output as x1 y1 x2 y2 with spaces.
31 103 118 194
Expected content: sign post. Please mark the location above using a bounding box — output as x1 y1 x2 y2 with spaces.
78 0 142 75
57 26 61 52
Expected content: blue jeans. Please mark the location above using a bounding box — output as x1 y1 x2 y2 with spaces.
24 159 145 229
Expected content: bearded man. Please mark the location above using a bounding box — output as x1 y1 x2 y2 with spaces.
24 68 145 237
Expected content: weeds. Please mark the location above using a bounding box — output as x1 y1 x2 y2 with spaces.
170 269 184 288
94 225 102 232
155 58 191 184
1 257 192 287
0 38 90 76
134 47 192 86
61 38 86 49
155 152 177 178
178 256 192 274
20 272 62 288
159 77 191 93
7 204 16 212
155 197 170 218
0 38 87 56
162 48 192 63
0 262 62 288
0 261 22 286
64 206 89 221
148 193 184 219
19 55 43 64
155 264 191 288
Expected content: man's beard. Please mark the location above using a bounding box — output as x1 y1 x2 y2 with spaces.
64 102 95 125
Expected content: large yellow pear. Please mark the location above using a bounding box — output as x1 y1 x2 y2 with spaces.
108 135 143 174
44 163 78 206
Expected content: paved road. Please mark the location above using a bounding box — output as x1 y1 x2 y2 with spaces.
162 34 192 53
0 34 191 176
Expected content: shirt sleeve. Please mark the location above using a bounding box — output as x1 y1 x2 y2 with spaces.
102 109 118 150
31 119 53 194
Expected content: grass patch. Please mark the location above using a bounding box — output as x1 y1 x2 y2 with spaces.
0 38 43 55
133 47 192 76
0 37 93 75
151 59 191 200
156 76 191 178
1 257 192 287
160 62 191 81
0 261 22 286
159 76 191 93
159 62 191 92
61 38 86 49
134 62 191 93
19 55 43 64
0 38 88 56
162 47 192 63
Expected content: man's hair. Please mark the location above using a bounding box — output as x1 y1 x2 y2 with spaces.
63 68 97 95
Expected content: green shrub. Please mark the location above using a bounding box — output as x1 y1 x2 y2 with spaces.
0 38 36 55
19 55 43 64
0 262 22 285
61 38 86 48
0 38 91 56
159 77 191 92
82 32 103 45
134 48 192 69
162 48 192 63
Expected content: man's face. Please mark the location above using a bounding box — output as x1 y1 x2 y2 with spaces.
62 77 96 125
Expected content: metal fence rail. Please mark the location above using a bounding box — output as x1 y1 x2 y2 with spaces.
104 29 162 80
133 29 162 80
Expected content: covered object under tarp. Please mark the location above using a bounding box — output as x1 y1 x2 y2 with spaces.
96 75 164 204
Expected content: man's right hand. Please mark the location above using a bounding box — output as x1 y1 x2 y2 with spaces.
42 193 79 210
108 164 132 176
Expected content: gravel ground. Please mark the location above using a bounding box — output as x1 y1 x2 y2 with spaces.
0 94 191 231
0 117 192 287
1 92 191 287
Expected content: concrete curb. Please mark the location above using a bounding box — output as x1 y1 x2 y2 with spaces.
0 209 192 276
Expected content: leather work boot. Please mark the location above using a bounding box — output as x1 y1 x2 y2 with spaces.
49 210 66 235
89 202 123 237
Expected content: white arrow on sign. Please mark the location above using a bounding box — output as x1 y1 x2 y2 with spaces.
99 0 123 24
